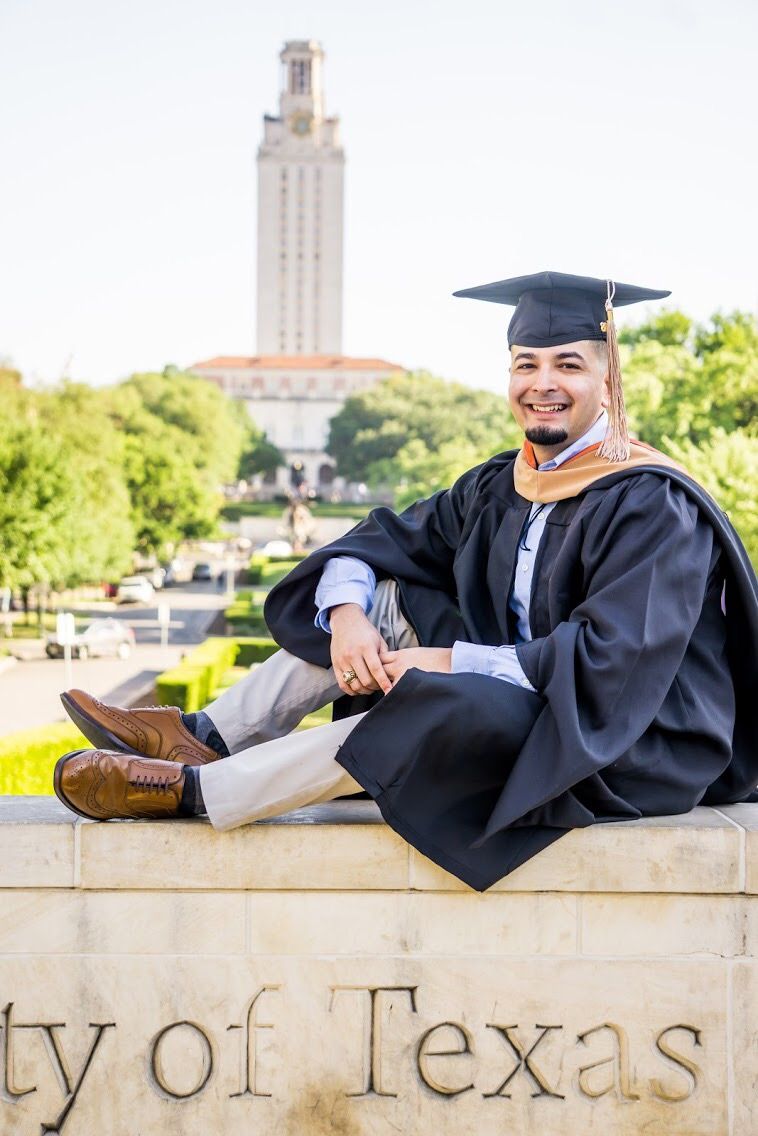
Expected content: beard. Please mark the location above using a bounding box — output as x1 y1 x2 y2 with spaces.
525 424 569 447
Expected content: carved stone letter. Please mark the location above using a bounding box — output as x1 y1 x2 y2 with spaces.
416 1022 475 1097
484 1024 564 1099
576 1022 640 1100
38 1021 116 1136
149 1021 214 1100
0 1002 36 1103
651 1025 701 1102
329 986 417 1098
228 986 280 1099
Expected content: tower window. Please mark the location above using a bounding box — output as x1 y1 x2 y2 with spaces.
290 59 311 95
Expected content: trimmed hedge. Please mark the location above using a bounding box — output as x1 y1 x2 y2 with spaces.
224 589 268 634
234 637 280 667
156 637 239 712
247 551 307 585
156 636 279 711
0 722 87 796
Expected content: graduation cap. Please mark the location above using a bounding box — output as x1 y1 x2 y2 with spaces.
453 271 671 462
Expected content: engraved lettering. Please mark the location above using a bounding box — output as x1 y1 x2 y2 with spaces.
416 1022 475 1097
0 1002 36 1102
576 1022 640 1100
149 1021 213 1100
651 1025 702 1102
483 1024 564 1099
29 1021 116 1136
227 986 280 1099
329 986 417 1097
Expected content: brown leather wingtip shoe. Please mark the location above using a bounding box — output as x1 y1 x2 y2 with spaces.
53 749 186 821
60 689 218 766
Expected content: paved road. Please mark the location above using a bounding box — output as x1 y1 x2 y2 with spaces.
0 580 231 737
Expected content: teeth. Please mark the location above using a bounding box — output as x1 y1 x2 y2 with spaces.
529 404 566 412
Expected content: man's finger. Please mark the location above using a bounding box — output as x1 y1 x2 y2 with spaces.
335 657 373 696
365 648 392 694
350 656 376 694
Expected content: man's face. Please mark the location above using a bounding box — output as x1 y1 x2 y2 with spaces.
508 340 609 458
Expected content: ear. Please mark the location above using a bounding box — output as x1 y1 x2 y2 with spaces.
601 370 610 409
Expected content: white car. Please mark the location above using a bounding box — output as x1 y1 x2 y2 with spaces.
45 618 136 660
116 576 155 604
260 539 293 558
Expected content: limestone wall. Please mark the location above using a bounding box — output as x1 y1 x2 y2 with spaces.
0 796 756 1135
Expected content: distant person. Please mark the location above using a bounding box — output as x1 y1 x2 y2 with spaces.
54 272 758 891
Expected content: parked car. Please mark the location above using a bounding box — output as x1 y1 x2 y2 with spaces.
45 618 136 660
161 556 186 586
116 576 155 604
137 567 166 590
192 562 214 581
259 540 293 558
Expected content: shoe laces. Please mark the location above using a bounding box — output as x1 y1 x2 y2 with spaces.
129 772 171 793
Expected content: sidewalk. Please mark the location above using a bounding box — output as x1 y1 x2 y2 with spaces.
0 645 182 736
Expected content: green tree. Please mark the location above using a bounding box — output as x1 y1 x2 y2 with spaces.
238 427 284 481
623 310 758 448
327 371 520 485
115 369 248 486
0 383 134 590
666 429 758 566
38 383 135 584
0 414 81 590
370 437 490 511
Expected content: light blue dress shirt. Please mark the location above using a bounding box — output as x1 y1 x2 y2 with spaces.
315 414 609 693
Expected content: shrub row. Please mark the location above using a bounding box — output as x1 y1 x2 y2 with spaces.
156 636 279 712
224 589 268 634
247 552 307 585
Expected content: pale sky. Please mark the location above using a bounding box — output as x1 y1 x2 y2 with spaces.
2 0 756 395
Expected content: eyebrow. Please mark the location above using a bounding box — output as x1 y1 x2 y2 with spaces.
556 351 586 362
512 350 587 363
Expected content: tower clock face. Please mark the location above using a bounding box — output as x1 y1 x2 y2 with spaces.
290 113 313 136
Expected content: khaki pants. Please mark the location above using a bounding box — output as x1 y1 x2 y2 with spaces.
199 580 418 830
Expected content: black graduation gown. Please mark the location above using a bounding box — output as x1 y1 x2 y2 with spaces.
265 455 758 891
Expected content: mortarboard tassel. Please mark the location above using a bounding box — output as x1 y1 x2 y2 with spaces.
597 280 631 462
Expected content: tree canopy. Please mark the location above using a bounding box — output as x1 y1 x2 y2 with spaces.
327 370 522 499
0 367 258 590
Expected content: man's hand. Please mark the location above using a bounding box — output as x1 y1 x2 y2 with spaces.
379 646 453 685
329 604 393 696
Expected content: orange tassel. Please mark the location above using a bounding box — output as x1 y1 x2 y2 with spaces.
597 281 630 462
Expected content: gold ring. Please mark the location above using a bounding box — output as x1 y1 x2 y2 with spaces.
342 668 358 685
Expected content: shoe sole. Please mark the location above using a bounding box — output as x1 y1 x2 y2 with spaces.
53 750 102 820
60 692 143 757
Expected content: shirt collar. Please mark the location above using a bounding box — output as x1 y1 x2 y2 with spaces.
537 412 609 471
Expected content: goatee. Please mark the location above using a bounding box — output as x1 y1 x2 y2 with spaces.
525 425 569 447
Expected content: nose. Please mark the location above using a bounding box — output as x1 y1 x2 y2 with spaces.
530 363 559 391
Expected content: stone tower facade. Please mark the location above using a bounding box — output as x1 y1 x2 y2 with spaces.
256 41 345 356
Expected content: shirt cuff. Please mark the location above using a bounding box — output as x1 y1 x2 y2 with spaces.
451 641 537 692
315 582 375 634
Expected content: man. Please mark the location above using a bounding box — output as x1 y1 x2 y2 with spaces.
54 272 758 891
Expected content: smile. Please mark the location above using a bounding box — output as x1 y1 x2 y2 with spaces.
525 403 569 413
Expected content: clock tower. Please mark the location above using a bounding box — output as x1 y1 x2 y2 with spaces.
256 41 345 355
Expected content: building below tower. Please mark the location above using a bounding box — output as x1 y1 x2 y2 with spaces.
190 354 404 498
